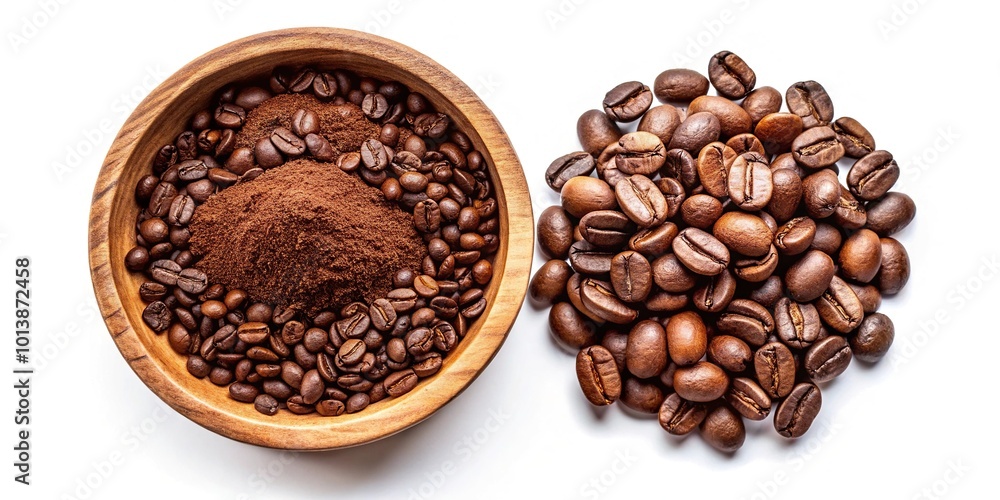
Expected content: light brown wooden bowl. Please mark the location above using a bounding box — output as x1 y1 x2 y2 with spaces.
89 28 532 450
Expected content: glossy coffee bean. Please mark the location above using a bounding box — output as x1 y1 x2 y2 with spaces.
546 152 595 191
577 109 623 157
576 345 622 405
530 260 572 304
603 81 653 122
652 253 697 293
713 212 772 257
673 228 730 276
688 95 752 139
865 192 916 236
696 142 736 198
833 117 876 158
610 251 652 302
616 175 668 228
804 335 852 383
754 341 795 399
786 81 834 129
620 377 666 414
673 361 728 402
629 222 678 257
666 311 707 366
700 405 745 453
792 126 844 169
569 240 613 275
848 150 899 201
668 112 721 153
876 237 910 295
692 269 737 313
726 377 771 421
561 176 617 218
658 393 707 435
708 51 756 99
549 302 598 351
654 69 709 103
579 278 638 324
680 194 724 230
815 276 865 333
786 250 837 302
839 229 882 283
537 206 574 259
741 86 782 124
580 210 634 248
615 131 666 175
773 298 821 349
774 383 821 438
637 105 681 144
755 112 803 156
707 335 752 372
774 216 815 255
851 313 894 362
717 299 774 347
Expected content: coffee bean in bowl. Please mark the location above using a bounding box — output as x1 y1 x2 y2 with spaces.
534 50 914 452
89 28 532 450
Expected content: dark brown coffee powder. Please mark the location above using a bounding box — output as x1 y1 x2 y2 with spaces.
188 158 426 314
235 94 382 155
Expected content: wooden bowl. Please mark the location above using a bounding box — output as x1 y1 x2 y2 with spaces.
89 28 532 449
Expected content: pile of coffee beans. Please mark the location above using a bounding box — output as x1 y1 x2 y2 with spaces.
533 50 913 452
128 66 498 416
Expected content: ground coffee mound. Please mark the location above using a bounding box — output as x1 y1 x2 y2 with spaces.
235 94 383 155
188 158 426 314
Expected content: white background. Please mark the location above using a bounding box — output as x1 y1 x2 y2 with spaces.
1 0 998 499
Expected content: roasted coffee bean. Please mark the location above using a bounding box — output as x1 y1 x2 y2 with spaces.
229 382 259 403
708 51 756 99
754 342 796 398
149 259 182 286
669 112 721 154
713 212 772 257
839 229 882 283
569 240 613 275
269 126 305 157
811 222 843 255
176 268 208 295
754 112 803 156
661 148 699 189
733 245 778 282
658 393 707 435
561 176 617 218
545 152 595 191
865 192 916 236
832 185 866 230
851 313 894 362
792 126 844 169
666 311 708 366
700 405 745 453
773 298 821 349
637 105 681 144
603 81 653 122
673 361 728 402
167 323 197 355
125 247 150 271
336 313 371 339
345 393 370 414
214 103 246 129
577 109 623 157
696 141 737 198
833 117 876 158
615 132 665 175
167 195 195 226
384 369 418 397
848 283 882 314
707 335 752 372
530 260 572 305
786 250 836 302
580 278 638 324
786 81 834 129
749 275 784 308
615 175 667 228
692 269 737 313
369 298 398 331
774 216 815 255
254 136 284 168
537 206 574 259
630 222 678 257
673 228 730 276
314 399 345 417
742 86 782 124
815 276 865 333
620 377 665 414
610 251 652 302
726 133 766 157
774 383 821 438
680 194 723 230
579 210 634 248
139 217 169 244
847 150 898 201
576 345 622 405
413 199 441 233
646 290 689 312
876 237 910 295
689 96 753 139
726 377 771 421
804 335 852 383
625 320 668 379
654 68 709 102
142 301 172 332
652 253 697 293
717 299 774 347
727 152 772 211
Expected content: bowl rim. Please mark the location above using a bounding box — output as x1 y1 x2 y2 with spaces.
88 27 532 450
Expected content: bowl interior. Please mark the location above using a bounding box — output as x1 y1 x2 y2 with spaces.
91 28 531 449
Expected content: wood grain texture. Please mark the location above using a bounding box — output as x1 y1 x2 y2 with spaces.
88 28 532 450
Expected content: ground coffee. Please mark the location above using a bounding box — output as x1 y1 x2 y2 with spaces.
189 158 426 315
